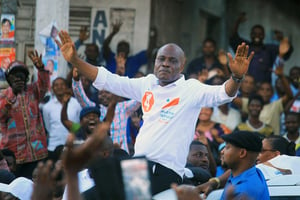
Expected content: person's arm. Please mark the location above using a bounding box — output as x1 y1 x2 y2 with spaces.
102 21 122 60
42 105 51 134
274 63 293 106
28 50 50 101
225 43 254 97
195 169 231 197
72 68 96 108
229 12 247 51
56 30 98 81
278 37 293 61
285 90 300 112
60 93 74 131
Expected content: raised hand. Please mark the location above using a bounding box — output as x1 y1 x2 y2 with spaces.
228 42 254 78
79 26 89 42
28 50 44 70
236 12 247 24
274 62 284 77
218 49 228 66
111 20 123 34
72 67 80 81
172 184 202 200
55 30 78 64
279 37 290 58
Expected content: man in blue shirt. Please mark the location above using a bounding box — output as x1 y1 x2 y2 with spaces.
220 131 269 199
102 21 157 77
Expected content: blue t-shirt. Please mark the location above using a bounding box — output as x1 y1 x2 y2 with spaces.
105 50 147 78
221 166 270 200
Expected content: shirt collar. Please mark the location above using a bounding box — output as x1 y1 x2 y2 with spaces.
153 74 185 87
228 165 257 185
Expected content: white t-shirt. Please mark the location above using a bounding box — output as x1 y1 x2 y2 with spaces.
93 67 235 177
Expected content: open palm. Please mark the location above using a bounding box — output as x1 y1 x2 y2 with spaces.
55 30 78 63
228 42 254 78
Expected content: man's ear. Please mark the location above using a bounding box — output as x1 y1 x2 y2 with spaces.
180 57 186 72
239 148 247 159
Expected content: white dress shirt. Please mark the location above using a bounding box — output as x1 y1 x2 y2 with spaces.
42 96 81 151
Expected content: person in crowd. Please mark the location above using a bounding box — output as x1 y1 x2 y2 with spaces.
0 50 49 179
42 78 82 162
229 12 293 84
200 131 269 199
56 30 253 194
256 135 300 180
30 97 116 200
194 107 230 172
102 21 157 77
186 38 228 79
1 149 17 175
219 131 269 199
235 94 273 136
282 112 300 155
233 63 293 135
74 26 104 66
286 66 300 113
72 68 140 152
126 107 143 156
209 76 241 131
184 141 212 186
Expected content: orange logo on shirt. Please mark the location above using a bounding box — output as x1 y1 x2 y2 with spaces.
142 91 154 112
162 98 180 109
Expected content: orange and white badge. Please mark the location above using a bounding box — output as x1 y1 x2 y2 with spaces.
142 91 154 112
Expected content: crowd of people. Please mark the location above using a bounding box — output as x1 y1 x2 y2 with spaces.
0 13 299 200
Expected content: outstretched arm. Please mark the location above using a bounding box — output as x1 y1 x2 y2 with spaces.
103 20 122 60
56 30 98 82
60 90 73 131
225 43 254 97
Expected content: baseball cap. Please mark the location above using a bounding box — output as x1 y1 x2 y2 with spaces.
5 61 29 79
79 106 100 120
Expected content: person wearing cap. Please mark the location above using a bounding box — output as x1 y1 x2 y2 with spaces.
219 131 269 199
0 50 50 179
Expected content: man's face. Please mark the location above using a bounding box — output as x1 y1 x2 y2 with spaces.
248 99 263 118
187 144 209 170
257 83 273 103
4 155 16 173
220 143 240 169
241 75 255 95
8 71 27 94
257 139 277 164
2 21 11 35
52 78 67 97
98 90 112 106
154 45 184 86
85 45 99 61
289 68 300 88
202 41 216 57
285 114 299 133
81 112 100 135
250 27 265 45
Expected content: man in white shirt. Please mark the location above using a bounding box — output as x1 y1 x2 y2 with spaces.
42 77 82 162
56 30 253 195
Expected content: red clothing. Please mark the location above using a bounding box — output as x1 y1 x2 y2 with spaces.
0 70 49 164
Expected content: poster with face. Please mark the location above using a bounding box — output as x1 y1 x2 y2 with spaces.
39 21 60 83
0 14 15 42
